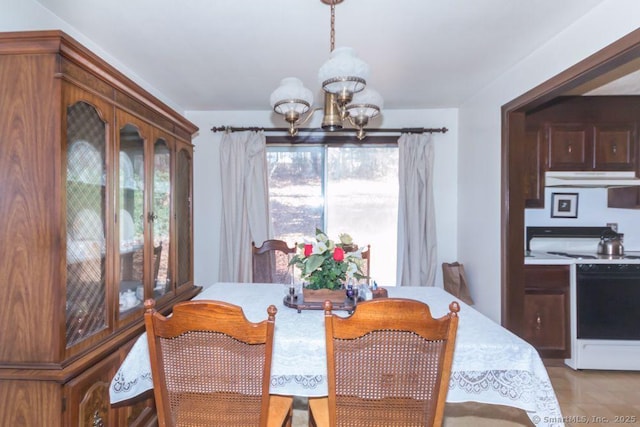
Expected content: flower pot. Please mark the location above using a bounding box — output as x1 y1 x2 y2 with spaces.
302 287 345 303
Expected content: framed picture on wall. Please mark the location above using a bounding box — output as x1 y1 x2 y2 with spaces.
551 192 578 218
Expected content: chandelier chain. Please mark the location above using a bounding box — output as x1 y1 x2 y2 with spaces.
330 1 335 52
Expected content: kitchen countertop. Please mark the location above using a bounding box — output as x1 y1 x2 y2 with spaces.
525 250 640 265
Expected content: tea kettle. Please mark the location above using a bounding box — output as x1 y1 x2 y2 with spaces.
597 230 624 255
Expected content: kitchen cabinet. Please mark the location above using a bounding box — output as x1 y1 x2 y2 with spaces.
547 122 635 171
608 186 640 208
522 97 640 209
593 124 636 170
524 127 545 208
523 265 570 358
547 123 589 170
0 30 199 426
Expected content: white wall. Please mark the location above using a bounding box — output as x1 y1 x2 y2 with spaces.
186 109 459 288
457 0 640 322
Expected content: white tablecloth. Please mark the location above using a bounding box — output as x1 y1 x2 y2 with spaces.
109 283 564 427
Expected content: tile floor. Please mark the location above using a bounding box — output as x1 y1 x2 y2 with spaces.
547 365 640 427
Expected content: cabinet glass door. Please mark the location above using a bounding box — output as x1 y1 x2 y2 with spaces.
65 101 108 347
118 123 145 315
175 146 192 287
152 138 172 297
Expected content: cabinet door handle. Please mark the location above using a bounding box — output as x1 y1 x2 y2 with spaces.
148 212 158 222
567 144 572 154
535 312 542 330
612 143 617 155
92 410 104 427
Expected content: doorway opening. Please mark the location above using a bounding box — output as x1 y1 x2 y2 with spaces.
501 28 640 335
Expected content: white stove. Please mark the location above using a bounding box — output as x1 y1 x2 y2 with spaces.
526 226 640 371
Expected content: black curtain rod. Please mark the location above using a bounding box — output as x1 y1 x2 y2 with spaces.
210 126 448 134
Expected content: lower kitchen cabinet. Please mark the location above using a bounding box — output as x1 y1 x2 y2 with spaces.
523 265 571 358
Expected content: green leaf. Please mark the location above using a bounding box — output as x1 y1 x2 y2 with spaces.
304 254 324 274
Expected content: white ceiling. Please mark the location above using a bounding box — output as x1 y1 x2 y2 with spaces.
35 0 610 111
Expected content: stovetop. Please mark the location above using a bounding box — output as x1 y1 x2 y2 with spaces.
525 226 640 264
545 251 640 260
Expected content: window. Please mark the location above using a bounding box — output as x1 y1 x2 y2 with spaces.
266 142 398 285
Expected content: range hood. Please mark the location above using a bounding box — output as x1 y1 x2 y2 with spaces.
545 171 640 187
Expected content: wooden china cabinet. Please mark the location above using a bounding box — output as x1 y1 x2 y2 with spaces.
0 31 200 426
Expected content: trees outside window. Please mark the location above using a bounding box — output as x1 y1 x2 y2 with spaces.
266 144 398 285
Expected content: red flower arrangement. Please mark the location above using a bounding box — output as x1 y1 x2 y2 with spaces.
290 228 366 290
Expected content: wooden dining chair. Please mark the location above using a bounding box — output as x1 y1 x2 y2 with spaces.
252 239 296 284
144 299 293 427
360 244 371 279
309 298 460 427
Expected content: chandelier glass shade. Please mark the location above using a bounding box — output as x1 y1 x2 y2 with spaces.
318 47 369 102
346 87 383 119
269 1 383 139
345 87 383 139
270 77 314 124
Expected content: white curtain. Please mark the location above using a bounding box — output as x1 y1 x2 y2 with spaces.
218 131 271 282
396 133 437 286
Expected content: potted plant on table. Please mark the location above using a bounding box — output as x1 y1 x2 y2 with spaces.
289 228 367 302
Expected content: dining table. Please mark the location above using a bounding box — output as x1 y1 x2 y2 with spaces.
109 282 564 427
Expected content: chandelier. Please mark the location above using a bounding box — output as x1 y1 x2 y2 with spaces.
269 0 383 140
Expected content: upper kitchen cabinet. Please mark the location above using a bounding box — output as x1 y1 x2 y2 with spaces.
0 30 200 426
524 96 640 207
546 123 590 170
546 122 635 171
524 126 546 208
593 123 636 170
